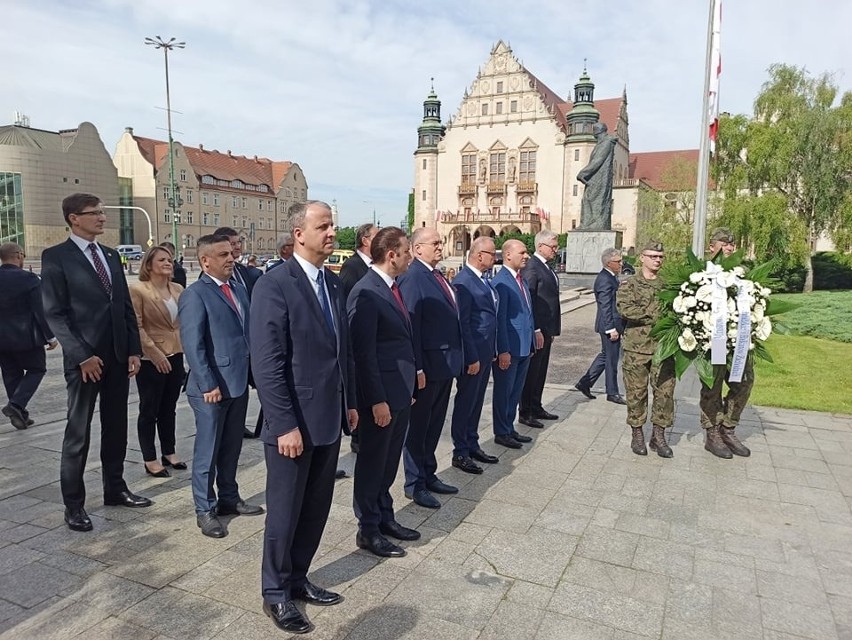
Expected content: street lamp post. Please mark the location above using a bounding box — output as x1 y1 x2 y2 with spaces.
145 36 185 248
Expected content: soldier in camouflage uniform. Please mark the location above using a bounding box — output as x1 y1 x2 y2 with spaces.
616 241 675 458
699 228 752 459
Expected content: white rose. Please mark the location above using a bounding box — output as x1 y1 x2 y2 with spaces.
751 304 765 322
760 286 772 298
733 266 746 277
673 295 687 314
684 296 697 309
678 328 698 352
716 271 736 288
689 272 705 284
695 284 714 302
755 317 772 341
680 283 691 293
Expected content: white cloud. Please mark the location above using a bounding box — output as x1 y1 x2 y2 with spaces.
3 0 849 226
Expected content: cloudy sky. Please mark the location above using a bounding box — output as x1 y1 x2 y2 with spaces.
5 0 850 227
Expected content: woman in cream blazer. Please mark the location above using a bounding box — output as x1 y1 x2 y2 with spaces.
130 247 186 477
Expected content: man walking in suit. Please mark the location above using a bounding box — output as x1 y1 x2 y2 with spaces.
450 237 500 474
576 248 627 404
41 193 151 532
348 227 419 558
179 234 264 539
0 243 57 429
519 230 562 428
340 223 377 300
398 227 464 509
491 239 536 449
250 201 358 635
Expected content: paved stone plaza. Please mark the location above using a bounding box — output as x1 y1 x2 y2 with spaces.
1 303 852 639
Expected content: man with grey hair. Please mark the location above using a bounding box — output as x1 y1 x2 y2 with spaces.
266 232 295 272
576 247 626 404
519 230 562 427
340 223 378 299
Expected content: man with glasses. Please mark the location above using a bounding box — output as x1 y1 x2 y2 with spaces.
576 247 626 404
42 193 151 532
616 241 675 458
0 243 57 430
519 230 562 427
699 228 752 459
266 232 295 272
397 228 463 509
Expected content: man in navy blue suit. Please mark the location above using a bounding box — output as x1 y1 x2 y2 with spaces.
491 240 536 449
397 227 464 509
179 235 264 540
348 227 419 558
576 248 627 404
449 237 500 474
250 201 358 635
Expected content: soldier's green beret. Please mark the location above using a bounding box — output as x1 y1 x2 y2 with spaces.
710 228 735 244
641 241 664 253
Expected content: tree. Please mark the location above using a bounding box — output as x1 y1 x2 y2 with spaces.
714 64 852 291
407 191 415 232
335 226 356 250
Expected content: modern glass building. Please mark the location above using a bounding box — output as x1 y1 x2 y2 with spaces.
0 172 24 247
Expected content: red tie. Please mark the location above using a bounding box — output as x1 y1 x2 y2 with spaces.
516 272 530 308
433 269 456 307
391 283 410 323
88 243 112 296
220 283 238 313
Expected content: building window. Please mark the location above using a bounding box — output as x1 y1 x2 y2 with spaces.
0 172 25 247
164 210 171 223
202 212 209 225
574 149 580 161
573 184 579 196
258 218 264 230
519 150 536 182
258 238 265 251
421 190 426 201
242 198 247 209
510 100 518 113
422 158 427 170
213 194 220 206
202 192 209 205
268 217 273 229
232 215 238 227
232 196 239 208
242 217 247 228
186 190 194 204
214 213 220 226
481 103 489 116
202 175 214 185
266 200 273 212
163 187 169 200
63 177 68 183
571 219 577 230
489 152 506 182
258 199 263 211
496 102 503 115
185 211 193 223
496 81 503 94
74 178 80 184
179 169 187 181
461 153 476 184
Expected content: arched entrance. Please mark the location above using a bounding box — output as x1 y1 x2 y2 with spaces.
474 225 496 239
500 225 521 236
448 225 471 257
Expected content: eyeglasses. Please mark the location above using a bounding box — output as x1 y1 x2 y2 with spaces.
608 258 623 263
75 210 106 217
642 254 665 260
479 250 496 256
541 243 559 250
418 240 444 247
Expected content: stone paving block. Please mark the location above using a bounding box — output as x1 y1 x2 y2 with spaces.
693 557 757 594
760 597 838 640
465 498 538 534
83 615 158 640
615 512 670 540
60 571 155 612
533 610 615 639
349 561 410 599
0 560 80 607
479 600 545 640
170 550 255 594
487 470 566 511
723 533 788 563
0 599 23 625
4 599 111 640
590 507 622 528
576 525 639 567
426 538 476 566
0 544 43 575
665 579 713 624
757 569 829 608
477 526 578 587
632 536 694 580
547 582 664 637
712 587 763 637
420 497 477 533
0 524 48 546
562 555 669 605
445 522 492 546
345 602 480 640
534 501 593 536
506 579 555 609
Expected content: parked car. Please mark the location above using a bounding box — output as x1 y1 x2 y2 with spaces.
323 249 354 274
117 244 143 260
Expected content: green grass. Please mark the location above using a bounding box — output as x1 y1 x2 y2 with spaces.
752 334 852 414
772 290 852 342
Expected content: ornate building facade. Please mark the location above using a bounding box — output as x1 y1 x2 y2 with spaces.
413 41 697 256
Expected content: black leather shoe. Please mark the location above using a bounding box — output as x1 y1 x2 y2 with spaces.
197 511 227 538
350 440 360 454
405 488 441 509
518 415 544 428
2 404 27 430
356 531 406 557
144 464 170 478
380 520 421 541
607 395 628 405
575 383 596 400
471 449 499 464
263 601 311 634
64 507 93 532
510 431 533 443
104 490 152 508
452 455 483 475
21 408 34 427
243 428 258 439
494 434 523 449
161 456 187 470
335 469 347 479
293 581 342 606
534 410 559 420
426 479 458 494
217 500 264 516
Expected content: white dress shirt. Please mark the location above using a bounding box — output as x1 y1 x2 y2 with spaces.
68 233 112 285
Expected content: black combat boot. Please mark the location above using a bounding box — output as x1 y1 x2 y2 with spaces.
704 425 733 459
648 425 673 458
720 426 751 457
631 427 647 456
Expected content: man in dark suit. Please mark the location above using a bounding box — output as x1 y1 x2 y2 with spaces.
348 227 418 558
265 232 294 272
250 201 358 635
160 241 186 287
41 193 151 533
491 239 536 449
339 223 377 299
576 248 626 404
519 230 562 428
179 234 263 539
397 227 464 509
0 243 57 429
449 237 500 474
213 226 260 297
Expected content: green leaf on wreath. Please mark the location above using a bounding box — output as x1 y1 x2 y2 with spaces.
719 249 745 271
685 247 704 271
772 321 791 335
693 356 715 387
753 341 774 363
674 350 692 379
745 260 774 284
765 299 800 316
653 333 680 364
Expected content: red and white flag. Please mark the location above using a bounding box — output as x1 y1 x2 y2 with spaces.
435 210 443 222
707 0 722 154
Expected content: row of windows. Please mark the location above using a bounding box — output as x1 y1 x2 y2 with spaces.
162 188 280 211
481 100 518 116
162 211 279 230
199 174 270 193
460 150 537 184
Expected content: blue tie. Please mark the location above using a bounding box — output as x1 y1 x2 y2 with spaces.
316 270 335 335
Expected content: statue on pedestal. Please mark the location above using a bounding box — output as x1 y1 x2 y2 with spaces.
577 122 618 230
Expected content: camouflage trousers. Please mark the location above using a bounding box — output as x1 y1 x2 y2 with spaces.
622 350 676 429
699 359 755 429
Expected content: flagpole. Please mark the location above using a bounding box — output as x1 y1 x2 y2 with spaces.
692 0 718 256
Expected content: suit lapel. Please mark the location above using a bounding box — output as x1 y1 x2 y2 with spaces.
288 260 329 332
370 271 411 335
63 239 110 298
144 282 174 328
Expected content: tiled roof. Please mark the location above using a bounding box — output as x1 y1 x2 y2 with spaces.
131 135 297 193
522 67 570 130
553 97 624 135
629 149 699 190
